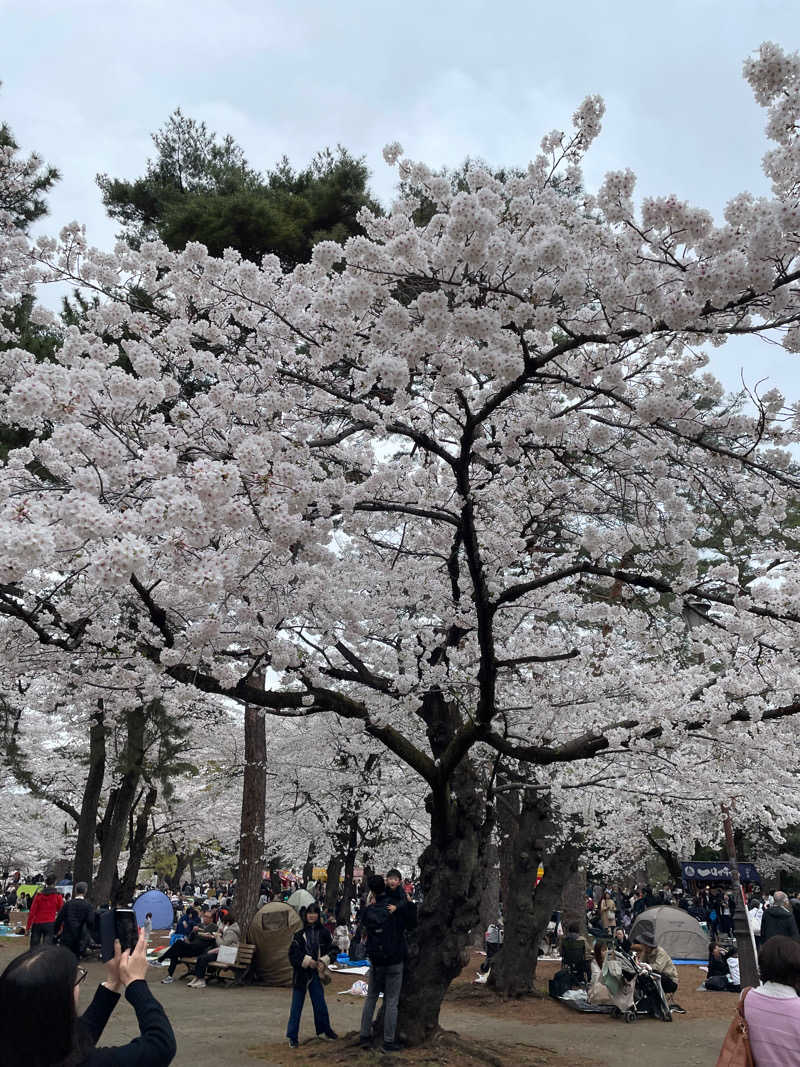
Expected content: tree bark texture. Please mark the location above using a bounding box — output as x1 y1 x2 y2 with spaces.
73 702 106 889
489 791 579 996
392 694 489 1046
115 785 158 905
238 701 267 939
474 839 500 947
90 707 146 906
325 853 342 912
302 843 315 889
561 864 588 935
646 832 683 883
267 857 282 897
337 815 358 922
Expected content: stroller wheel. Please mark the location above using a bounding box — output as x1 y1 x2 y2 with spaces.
611 1007 622 1019
624 1011 637 1023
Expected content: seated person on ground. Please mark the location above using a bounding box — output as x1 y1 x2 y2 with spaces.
588 942 613 1005
560 923 591 984
613 926 632 954
630 921 678 994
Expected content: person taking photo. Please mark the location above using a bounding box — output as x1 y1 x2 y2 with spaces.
0 928 176 1066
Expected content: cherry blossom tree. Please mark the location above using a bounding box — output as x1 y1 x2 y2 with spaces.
4 42 800 1041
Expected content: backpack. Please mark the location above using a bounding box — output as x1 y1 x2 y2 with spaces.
364 902 406 966
548 968 574 998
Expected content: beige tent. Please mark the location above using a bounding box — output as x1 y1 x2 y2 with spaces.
630 905 709 960
250 901 302 986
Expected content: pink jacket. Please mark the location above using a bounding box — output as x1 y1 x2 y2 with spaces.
744 985 800 1066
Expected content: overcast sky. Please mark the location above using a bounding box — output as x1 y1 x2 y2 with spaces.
2 0 800 396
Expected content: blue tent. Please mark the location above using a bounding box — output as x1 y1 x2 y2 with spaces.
133 889 173 930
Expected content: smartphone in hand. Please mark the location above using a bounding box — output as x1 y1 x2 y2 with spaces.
99 908 139 961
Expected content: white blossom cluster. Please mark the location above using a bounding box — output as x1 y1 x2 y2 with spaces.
3 47 800 854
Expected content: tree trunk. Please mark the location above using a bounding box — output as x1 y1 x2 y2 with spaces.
73 702 106 889
723 808 759 989
561 864 587 935
391 691 488 1046
325 853 342 912
474 839 500 947
115 785 158 905
646 833 683 883
237 699 267 939
269 857 282 897
90 707 146 906
337 816 358 922
302 842 315 888
489 792 579 996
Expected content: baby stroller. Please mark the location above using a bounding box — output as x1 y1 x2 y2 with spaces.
601 947 638 1023
633 964 673 1022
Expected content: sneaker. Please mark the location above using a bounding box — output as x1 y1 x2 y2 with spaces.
161 975 174 984
288 1039 299 1049
191 979 206 988
382 1042 403 1053
358 1036 372 1047
318 1030 338 1040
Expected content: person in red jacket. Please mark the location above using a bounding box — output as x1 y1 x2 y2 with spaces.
26 874 64 947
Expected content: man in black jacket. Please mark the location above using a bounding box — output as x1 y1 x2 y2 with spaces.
56 881 95 958
761 891 800 943
359 872 417 1053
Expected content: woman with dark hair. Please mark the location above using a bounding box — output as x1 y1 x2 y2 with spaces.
588 941 613 1005
286 902 338 1048
742 935 800 1065
0 928 176 1066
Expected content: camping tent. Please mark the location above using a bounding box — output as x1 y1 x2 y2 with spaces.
630 905 709 960
133 889 174 931
286 888 314 911
250 901 302 986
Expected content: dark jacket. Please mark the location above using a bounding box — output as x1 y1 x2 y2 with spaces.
363 890 418 967
77 980 176 1065
57 897 95 951
707 952 730 978
288 922 335 990
761 904 800 943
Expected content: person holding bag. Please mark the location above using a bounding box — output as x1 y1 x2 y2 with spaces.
286 902 338 1048
716 935 800 1066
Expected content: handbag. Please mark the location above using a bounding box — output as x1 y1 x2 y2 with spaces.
216 944 238 965
715 988 753 1067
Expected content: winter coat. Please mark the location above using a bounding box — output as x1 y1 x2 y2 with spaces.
363 890 418 967
639 945 678 984
217 921 240 947
761 905 800 943
600 898 616 929
288 922 335 989
26 885 64 930
56 897 95 950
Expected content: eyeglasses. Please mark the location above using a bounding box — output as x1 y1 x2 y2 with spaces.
74 967 88 987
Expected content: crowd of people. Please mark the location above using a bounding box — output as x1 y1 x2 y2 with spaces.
9 864 800 1062
0 863 417 1062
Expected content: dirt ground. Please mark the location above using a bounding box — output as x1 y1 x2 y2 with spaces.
0 938 732 1067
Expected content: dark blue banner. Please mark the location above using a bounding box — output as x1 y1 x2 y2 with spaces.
681 861 761 884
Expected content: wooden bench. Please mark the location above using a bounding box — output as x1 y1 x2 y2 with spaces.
206 943 256 986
